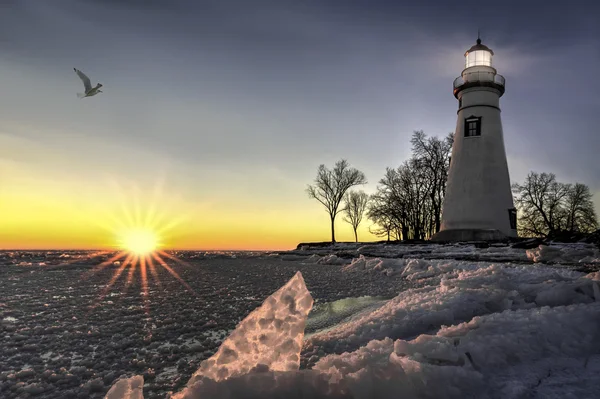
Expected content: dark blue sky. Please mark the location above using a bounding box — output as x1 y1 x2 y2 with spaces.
1 0 599 246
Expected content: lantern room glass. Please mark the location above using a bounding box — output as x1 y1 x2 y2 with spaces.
465 50 492 68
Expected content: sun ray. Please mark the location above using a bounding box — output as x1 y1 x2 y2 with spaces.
117 197 137 229
151 252 197 295
81 251 128 280
46 250 111 271
140 255 150 315
147 257 163 290
132 184 144 228
157 250 193 269
88 256 131 311
95 210 130 235
154 215 187 236
125 256 138 291
108 178 138 228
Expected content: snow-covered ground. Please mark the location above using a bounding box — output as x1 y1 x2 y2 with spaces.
105 242 600 398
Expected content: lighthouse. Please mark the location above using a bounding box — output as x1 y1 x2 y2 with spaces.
432 37 517 242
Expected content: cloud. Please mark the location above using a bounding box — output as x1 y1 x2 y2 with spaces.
2 0 599 206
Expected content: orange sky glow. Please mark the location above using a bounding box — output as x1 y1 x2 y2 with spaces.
0 165 377 251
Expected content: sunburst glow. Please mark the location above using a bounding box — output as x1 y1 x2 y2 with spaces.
120 229 159 256
75 176 197 319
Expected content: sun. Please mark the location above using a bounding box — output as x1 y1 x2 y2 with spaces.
120 229 159 255
76 176 198 318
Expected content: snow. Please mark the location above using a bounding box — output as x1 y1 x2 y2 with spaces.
526 244 600 264
106 242 600 399
104 375 144 399
315 254 350 265
291 241 600 265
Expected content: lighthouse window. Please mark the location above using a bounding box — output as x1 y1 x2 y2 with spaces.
466 50 492 68
464 116 481 137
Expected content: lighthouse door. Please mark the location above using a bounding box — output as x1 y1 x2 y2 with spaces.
508 208 517 230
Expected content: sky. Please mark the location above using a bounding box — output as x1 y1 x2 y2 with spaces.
1 0 599 250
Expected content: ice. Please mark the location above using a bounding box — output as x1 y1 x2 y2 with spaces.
170 295 600 398
105 244 600 399
172 271 313 398
526 243 600 264
306 302 600 399
315 255 350 265
306 260 598 353
104 375 144 399
305 296 387 335
289 241 600 266
341 255 408 276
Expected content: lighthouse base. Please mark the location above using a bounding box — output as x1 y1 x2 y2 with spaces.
430 228 508 243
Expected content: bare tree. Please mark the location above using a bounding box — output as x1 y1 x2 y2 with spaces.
367 131 453 241
366 190 400 241
564 183 598 233
410 130 454 234
342 190 369 242
512 172 598 236
367 168 407 240
307 159 367 243
512 172 565 236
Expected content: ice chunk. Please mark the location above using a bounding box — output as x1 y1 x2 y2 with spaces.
104 375 143 399
316 254 349 265
526 245 563 263
174 271 313 397
526 243 599 264
342 255 405 274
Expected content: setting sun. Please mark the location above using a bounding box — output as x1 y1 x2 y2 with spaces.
120 229 159 255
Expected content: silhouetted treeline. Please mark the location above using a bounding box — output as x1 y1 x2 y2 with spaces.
367 131 454 240
307 134 597 244
512 172 598 237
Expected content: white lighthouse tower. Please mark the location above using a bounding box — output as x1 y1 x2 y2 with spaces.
433 37 517 242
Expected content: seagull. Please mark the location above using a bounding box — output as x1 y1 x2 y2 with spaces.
74 68 103 98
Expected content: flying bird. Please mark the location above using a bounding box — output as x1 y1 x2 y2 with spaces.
74 68 103 98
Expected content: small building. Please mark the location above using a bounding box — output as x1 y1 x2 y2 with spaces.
432 37 517 242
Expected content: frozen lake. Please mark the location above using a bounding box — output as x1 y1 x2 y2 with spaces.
0 250 408 398
2 242 600 398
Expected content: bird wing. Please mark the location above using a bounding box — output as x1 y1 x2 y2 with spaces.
74 68 92 92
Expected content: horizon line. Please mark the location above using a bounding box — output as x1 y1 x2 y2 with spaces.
0 247 289 252
0 240 389 252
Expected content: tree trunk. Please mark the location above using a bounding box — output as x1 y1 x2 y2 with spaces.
330 216 336 243
353 228 358 243
569 209 575 232
431 192 441 233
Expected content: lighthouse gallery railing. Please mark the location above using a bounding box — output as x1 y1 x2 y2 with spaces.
453 72 505 90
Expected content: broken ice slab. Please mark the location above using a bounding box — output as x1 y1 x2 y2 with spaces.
104 375 144 399
174 271 313 397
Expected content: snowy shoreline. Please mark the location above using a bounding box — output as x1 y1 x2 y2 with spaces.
284 239 600 272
